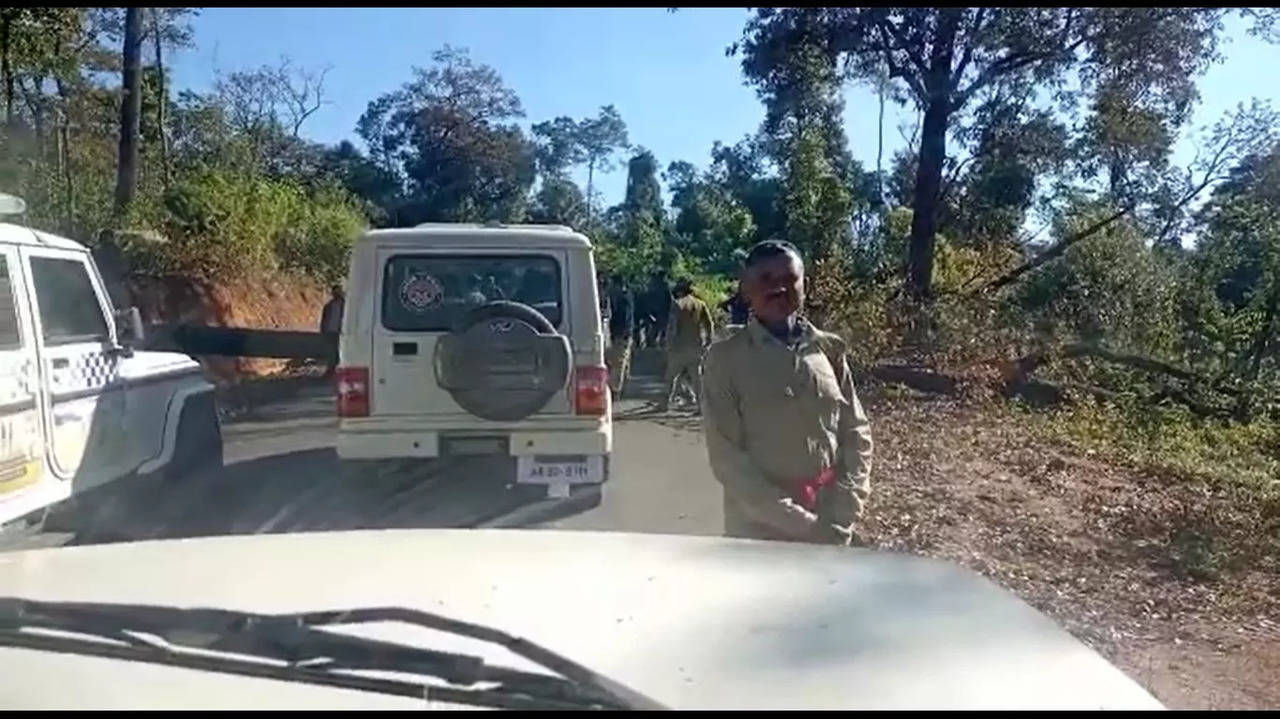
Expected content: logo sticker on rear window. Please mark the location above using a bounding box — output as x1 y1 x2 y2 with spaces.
399 272 444 313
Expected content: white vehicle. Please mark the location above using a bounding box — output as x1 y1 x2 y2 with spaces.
0 200 222 528
336 223 611 500
0 529 1164 709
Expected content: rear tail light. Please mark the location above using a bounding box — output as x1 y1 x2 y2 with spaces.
575 365 609 416
336 366 370 417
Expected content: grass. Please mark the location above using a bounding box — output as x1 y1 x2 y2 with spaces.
1020 399 1280 583
1029 399 1280 495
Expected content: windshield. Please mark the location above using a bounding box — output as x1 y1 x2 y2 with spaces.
1 5 1278 711
382 254 562 331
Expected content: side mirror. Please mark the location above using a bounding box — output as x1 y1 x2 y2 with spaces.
114 306 145 347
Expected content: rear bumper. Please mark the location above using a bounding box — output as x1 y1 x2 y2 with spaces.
336 422 611 460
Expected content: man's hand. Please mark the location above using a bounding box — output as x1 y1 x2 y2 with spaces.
809 522 853 546
775 497 819 539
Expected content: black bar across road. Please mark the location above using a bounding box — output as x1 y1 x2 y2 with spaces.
144 324 337 360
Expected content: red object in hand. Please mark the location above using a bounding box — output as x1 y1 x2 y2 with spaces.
792 466 836 513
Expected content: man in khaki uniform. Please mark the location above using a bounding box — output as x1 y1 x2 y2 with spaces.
604 275 635 395
319 284 345 379
701 241 873 545
660 279 714 412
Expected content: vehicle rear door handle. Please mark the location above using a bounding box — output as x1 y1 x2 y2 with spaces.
51 358 69 369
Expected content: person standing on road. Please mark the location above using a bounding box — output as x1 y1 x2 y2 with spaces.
720 285 750 326
320 283 345 379
661 278 714 412
700 240 873 546
604 275 635 396
641 274 673 349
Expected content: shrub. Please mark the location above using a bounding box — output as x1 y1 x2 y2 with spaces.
275 184 367 284
130 170 366 283
1016 212 1179 356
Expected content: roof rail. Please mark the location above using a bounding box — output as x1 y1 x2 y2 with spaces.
410 222 576 233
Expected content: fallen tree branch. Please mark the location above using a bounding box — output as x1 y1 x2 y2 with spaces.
1148 384 1235 420
1060 343 1243 398
868 364 959 395
977 107 1261 296
977 207 1133 293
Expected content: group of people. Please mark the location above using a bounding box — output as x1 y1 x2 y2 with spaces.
602 274 715 410
604 242 875 546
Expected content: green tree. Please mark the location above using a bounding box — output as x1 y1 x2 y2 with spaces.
736 7 1225 300
744 33 853 264
530 115 585 178
1182 141 1280 413
575 104 629 221
318 140 401 226
622 148 663 225
1074 9 1221 206
665 159 756 275
943 97 1071 249
709 137 783 243
528 175 587 228
354 46 536 224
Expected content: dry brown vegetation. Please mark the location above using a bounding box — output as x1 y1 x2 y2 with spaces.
859 383 1280 709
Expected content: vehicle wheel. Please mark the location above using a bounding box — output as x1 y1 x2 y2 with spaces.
434 300 572 422
167 391 224 482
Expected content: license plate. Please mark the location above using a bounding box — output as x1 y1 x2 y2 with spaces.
516 455 604 485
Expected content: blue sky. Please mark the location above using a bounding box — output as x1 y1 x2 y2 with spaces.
168 8 1278 207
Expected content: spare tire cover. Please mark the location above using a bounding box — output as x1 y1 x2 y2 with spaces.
434 301 572 422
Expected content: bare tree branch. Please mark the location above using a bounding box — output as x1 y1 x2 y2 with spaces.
979 205 1134 293
873 21 927 101
280 60 330 137
949 7 987 92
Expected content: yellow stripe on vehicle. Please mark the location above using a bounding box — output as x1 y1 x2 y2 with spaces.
0 458 42 495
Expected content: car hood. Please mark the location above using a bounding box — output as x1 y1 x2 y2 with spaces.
0 529 1162 710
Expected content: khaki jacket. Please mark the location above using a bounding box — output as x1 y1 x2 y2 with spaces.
701 318 873 543
320 297 345 334
667 294 714 355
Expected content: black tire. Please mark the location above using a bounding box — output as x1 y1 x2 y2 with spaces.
166 391 224 482
435 300 571 422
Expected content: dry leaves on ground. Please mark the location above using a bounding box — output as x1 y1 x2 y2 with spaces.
858 387 1280 710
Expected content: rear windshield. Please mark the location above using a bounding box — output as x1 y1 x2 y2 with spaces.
382 254 562 332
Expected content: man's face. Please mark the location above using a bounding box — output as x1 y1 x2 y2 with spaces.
743 251 804 325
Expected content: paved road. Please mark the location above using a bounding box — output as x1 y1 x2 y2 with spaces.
0 366 724 551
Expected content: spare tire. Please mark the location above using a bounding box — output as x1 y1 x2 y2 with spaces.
434 301 572 421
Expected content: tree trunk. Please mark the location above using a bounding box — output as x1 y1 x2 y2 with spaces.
22 76 44 161
876 65 886 205
905 9 960 301
1 12 14 128
114 6 144 219
55 77 74 233
906 98 949 300
151 9 170 191
586 158 596 225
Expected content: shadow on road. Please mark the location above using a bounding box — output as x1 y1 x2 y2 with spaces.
34 358 704 549
46 448 601 546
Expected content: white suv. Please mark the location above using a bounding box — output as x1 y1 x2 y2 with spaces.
0 214 221 528
335 223 611 499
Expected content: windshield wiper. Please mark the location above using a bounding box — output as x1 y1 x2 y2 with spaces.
0 598 666 710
